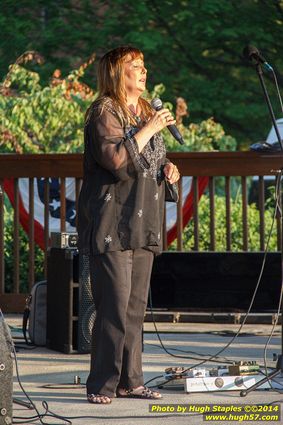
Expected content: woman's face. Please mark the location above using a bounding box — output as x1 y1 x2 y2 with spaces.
123 54 147 98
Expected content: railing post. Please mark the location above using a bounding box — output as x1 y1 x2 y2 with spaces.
276 175 282 251
258 176 265 251
75 178 82 230
177 177 183 251
0 179 4 294
28 178 35 290
60 177 66 232
225 176 231 251
209 177 215 251
13 179 20 294
44 178 50 278
241 176 248 251
163 207 168 251
193 176 199 251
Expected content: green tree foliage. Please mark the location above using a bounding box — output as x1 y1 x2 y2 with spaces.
1 0 283 147
0 0 99 83
0 58 235 153
93 0 283 148
0 52 96 153
172 193 278 252
164 117 237 152
147 84 237 151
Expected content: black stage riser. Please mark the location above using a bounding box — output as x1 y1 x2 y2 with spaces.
46 250 281 354
151 252 281 311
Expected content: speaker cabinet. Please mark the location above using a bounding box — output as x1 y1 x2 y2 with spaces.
46 249 95 354
0 314 13 425
47 248 79 353
78 253 96 353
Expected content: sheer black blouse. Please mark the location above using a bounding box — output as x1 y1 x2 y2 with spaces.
78 97 169 255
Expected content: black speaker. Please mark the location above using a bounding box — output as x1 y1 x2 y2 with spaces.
46 248 96 354
0 312 13 425
47 248 79 353
78 253 96 353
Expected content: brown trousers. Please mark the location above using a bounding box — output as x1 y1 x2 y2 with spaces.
86 248 154 397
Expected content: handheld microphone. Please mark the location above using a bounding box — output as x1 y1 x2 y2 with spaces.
243 45 273 71
151 98 185 145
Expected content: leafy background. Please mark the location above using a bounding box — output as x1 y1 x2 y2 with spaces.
1 0 283 148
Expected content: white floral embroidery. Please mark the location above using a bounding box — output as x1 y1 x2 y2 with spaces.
125 126 166 177
143 170 148 178
137 209 143 218
104 193 112 202
104 235 112 244
142 132 166 177
154 192 159 200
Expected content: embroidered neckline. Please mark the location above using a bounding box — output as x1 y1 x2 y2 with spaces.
125 124 165 178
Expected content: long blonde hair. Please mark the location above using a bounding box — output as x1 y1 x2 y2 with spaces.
94 46 152 125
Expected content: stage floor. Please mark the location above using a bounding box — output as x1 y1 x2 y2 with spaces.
5 315 283 425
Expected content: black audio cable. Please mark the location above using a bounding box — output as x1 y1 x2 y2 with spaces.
145 171 282 388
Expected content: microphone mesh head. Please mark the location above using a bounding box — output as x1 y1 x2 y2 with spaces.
243 45 259 60
151 98 163 110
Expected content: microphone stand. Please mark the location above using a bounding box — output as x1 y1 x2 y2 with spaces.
256 64 283 150
240 62 283 397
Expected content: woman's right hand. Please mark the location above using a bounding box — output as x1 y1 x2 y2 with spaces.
134 108 176 153
146 108 176 134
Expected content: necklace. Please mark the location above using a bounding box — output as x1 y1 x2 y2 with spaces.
133 114 142 124
128 104 143 125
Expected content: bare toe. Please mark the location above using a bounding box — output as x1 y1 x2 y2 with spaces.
87 394 112 404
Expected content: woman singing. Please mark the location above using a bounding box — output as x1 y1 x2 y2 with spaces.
78 45 180 404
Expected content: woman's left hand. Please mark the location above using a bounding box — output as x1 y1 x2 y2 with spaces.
163 162 180 184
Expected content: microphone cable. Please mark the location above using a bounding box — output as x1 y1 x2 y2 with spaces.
261 274 283 393
0 308 71 425
253 59 283 391
145 170 282 387
270 69 283 118
262 175 283 393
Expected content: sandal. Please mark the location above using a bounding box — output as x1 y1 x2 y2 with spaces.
87 393 112 404
116 385 162 399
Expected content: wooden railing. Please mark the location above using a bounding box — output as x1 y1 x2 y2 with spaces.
1 151 283 312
